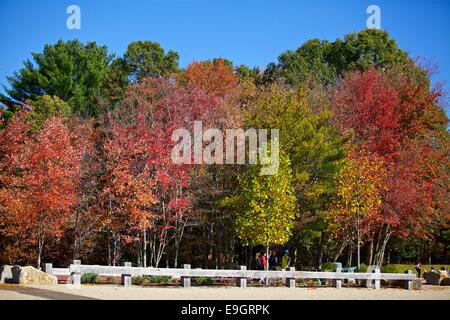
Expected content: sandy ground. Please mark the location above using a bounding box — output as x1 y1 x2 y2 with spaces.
0 284 449 300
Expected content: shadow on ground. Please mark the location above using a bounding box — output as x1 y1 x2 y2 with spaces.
0 284 97 300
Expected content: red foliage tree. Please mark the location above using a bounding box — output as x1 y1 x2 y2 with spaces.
101 78 224 267
0 114 82 267
334 68 449 265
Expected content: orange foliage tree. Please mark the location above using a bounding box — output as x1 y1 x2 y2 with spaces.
0 114 83 267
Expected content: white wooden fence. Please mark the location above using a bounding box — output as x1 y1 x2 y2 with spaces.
44 260 417 290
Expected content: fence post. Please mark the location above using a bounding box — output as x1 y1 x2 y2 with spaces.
373 267 380 289
122 262 132 287
404 270 413 290
181 264 191 288
285 267 296 288
71 260 81 287
236 266 247 288
334 267 342 289
43 263 53 275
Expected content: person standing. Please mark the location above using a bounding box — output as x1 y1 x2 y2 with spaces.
259 252 267 284
269 249 278 271
282 249 291 270
255 252 262 270
415 261 423 277
261 252 267 271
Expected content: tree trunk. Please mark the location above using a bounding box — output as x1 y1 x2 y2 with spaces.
356 213 361 269
293 248 298 268
143 228 147 268
107 229 112 266
347 240 353 266
373 226 392 266
334 239 348 261
317 231 325 268
37 236 44 269
202 225 209 268
368 239 374 266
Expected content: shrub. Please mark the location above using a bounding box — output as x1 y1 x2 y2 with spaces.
321 262 342 272
81 273 98 284
132 275 151 286
149 275 171 284
358 263 368 273
131 275 171 286
381 264 450 274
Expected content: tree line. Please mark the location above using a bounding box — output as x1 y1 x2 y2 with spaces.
0 29 448 269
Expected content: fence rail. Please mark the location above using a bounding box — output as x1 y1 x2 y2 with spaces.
43 260 417 290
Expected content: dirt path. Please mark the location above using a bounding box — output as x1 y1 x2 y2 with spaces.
1 284 449 300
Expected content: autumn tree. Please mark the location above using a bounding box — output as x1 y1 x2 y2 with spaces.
245 85 346 267
185 58 239 98
183 58 244 268
25 95 72 130
334 67 449 265
0 114 82 267
101 77 223 267
327 149 386 268
227 150 297 270
102 109 160 266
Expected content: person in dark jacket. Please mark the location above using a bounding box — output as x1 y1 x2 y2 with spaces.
269 249 278 270
415 261 423 277
255 253 262 270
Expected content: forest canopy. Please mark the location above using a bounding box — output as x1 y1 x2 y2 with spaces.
0 29 448 269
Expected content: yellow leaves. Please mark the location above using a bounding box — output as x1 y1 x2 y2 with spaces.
326 149 386 235
234 151 297 247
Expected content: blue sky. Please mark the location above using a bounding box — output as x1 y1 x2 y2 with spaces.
1 0 449 107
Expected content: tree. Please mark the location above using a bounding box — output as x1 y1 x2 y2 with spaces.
25 95 71 130
5 40 113 117
0 114 82 267
185 58 239 98
334 67 449 265
101 77 224 267
334 69 401 162
228 150 297 270
267 29 408 87
102 109 160 266
333 29 408 74
277 39 337 86
124 41 179 82
244 85 347 267
327 149 386 268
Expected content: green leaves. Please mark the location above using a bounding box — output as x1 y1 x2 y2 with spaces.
231 150 297 247
244 86 346 215
124 41 180 82
5 40 113 117
26 95 71 131
270 29 408 87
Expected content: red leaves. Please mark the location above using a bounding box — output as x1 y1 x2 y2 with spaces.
0 114 84 263
335 68 449 239
335 69 401 162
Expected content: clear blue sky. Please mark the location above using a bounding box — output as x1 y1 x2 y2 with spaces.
1 0 449 108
